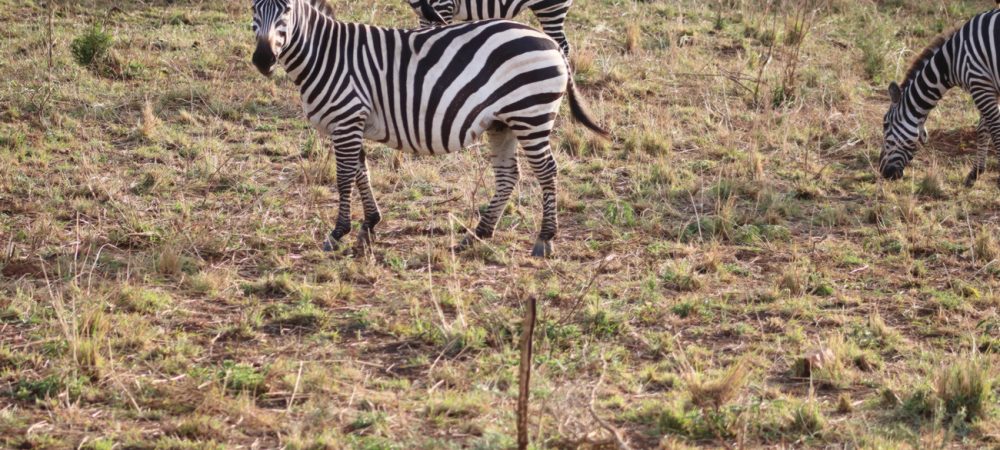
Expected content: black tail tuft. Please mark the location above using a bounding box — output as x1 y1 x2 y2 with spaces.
567 78 610 139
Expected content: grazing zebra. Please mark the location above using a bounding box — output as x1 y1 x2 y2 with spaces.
406 0 574 57
880 9 1000 186
252 0 608 257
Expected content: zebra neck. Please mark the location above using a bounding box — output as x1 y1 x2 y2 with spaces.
278 4 345 85
900 47 955 123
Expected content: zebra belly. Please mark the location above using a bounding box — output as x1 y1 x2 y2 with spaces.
364 112 494 156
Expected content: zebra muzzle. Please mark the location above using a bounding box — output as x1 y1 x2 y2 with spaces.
880 164 904 181
252 40 277 77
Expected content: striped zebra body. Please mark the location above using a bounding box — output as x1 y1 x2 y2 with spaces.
408 0 573 57
251 0 606 257
880 9 1000 185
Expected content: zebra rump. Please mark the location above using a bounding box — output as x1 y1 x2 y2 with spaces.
406 0 575 57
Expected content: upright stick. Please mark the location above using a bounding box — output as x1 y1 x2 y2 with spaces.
517 297 537 450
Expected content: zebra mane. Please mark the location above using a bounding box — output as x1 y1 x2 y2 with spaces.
303 0 336 19
900 28 957 90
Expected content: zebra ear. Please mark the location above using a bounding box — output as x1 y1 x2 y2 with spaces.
419 0 446 24
888 82 902 104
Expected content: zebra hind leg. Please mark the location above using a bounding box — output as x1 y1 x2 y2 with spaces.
323 131 364 252
517 129 558 258
353 149 382 255
966 117 990 187
457 127 520 252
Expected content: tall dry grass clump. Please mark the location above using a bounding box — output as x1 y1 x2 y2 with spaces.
141 99 159 140
934 358 993 423
687 361 749 410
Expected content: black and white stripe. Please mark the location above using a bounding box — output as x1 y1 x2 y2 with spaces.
880 9 1000 186
252 0 607 257
407 0 573 57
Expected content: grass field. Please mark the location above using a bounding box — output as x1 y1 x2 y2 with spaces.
2 0 1000 448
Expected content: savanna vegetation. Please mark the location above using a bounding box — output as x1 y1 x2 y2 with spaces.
1 0 999 448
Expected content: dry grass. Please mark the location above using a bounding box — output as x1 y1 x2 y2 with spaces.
2 0 1000 448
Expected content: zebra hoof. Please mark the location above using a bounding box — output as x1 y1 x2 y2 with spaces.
531 240 553 258
353 230 375 256
322 238 341 252
965 171 980 188
453 234 476 253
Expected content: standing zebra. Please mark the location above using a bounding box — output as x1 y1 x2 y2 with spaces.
406 0 574 57
880 9 1000 186
252 0 607 257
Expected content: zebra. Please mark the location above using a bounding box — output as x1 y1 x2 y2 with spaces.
406 0 574 57
880 9 1000 186
251 0 608 258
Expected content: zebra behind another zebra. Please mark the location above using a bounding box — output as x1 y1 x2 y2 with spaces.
407 0 574 57
880 9 1000 186
251 0 607 258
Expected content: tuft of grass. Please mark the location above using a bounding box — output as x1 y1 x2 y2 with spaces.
118 286 172 314
141 100 159 140
687 361 749 410
972 226 998 263
660 262 702 292
933 358 993 423
792 336 858 390
785 400 825 437
173 415 227 441
218 361 267 396
625 24 642 54
916 167 946 199
243 274 298 299
836 393 853 414
778 265 807 296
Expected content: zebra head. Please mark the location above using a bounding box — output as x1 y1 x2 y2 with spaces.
880 81 928 180
252 0 294 77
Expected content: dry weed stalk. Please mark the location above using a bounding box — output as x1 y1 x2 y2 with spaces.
517 296 537 450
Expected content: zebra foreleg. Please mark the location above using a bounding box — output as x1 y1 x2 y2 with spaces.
518 130 558 258
323 130 364 252
354 148 382 254
966 117 991 187
458 128 520 252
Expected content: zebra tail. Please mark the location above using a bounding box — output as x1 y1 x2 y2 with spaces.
566 77 610 139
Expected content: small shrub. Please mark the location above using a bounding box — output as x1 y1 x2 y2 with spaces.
671 299 699 318
13 375 85 402
71 25 113 67
858 33 886 82
604 202 638 228
218 361 266 395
